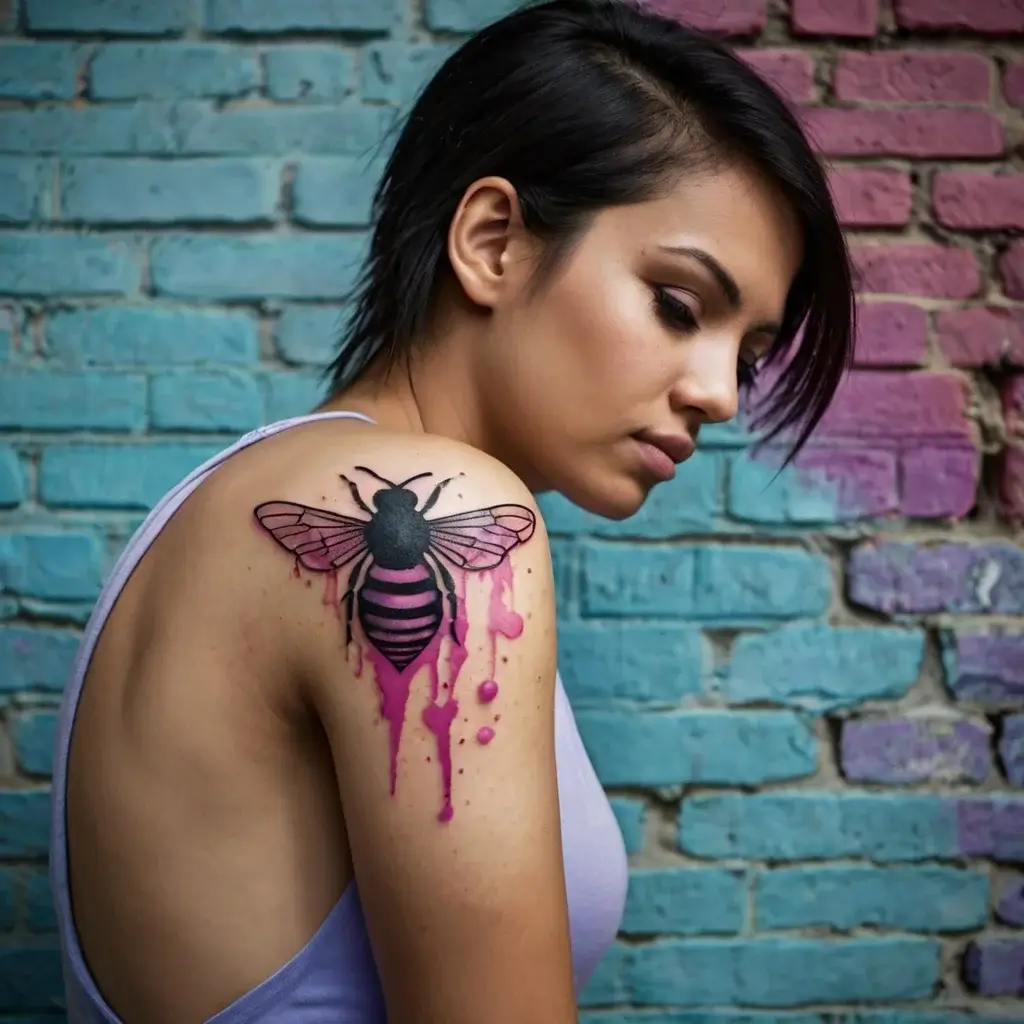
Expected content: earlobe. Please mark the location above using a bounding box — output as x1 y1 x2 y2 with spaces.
447 176 525 309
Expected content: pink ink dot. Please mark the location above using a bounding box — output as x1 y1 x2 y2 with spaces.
438 804 454 823
477 726 495 746
478 680 499 703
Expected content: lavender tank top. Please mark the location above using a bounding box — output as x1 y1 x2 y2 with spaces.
50 412 628 1023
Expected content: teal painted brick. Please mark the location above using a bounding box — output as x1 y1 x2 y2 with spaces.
47 307 259 366
0 791 51 857
424 0 519 32
754 865 988 932
205 0 398 33
40 444 221 509
0 531 103 600
549 540 577 618
0 372 146 430
582 543 697 617
151 235 367 300
61 158 280 224
581 544 828 620
0 627 79 692
617 938 939 1007
578 944 631 1007
25 0 192 34
293 157 383 227
540 454 719 537
265 46 353 101
91 44 260 100
0 948 64 1013
724 626 925 712
0 103 183 155
0 449 25 507
151 371 262 431
0 235 139 297
558 623 704 705
362 42 455 105
608 798 644 855
0 101 390 157
0 44 79 99
11 712 58 777
275 306 347 366
576 710 816 787
0 160 50 223
692 546 830 621
178 103 390 156
263 372 325 422
623 869 746 936
0 309 10 361
0 870 15 930
25 872 56 932
680 792 958 861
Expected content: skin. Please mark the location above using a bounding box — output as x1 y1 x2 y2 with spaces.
65 161 801 1023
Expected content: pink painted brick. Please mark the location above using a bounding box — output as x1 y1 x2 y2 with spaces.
792 0 879 36
1002 443 1024 525
936 308 1024 368
642 0 766 35
1000 242 1024 300
852 244 980 299
896 0 1024 33
739 49 815 104
795 448 899 518
1006 62 1024 108
933 173 1024 230
819 370 970 440
855 302 928 365
834 52 991 104
829 167 912 228
902 445 979 518
1004 376 1024 436
801 108 1003 159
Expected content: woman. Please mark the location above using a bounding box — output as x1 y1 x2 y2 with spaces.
51 1 853 1021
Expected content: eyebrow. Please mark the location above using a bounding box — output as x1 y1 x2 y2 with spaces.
658 244 781 336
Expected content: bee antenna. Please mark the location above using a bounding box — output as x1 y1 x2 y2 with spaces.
354 466 396 486
398 471 433 488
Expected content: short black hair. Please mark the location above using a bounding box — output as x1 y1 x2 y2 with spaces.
327 0 854 458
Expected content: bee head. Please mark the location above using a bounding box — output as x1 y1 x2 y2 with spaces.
374 487 417 511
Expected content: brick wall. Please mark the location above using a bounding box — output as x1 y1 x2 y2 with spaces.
0 0 1022 1019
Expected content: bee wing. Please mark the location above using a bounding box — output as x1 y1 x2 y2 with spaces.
254 501 369 572
427 504 537 571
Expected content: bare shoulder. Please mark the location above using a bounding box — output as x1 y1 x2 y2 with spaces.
243 426 572 1022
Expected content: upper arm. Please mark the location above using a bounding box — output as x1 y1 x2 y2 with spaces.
289 440 575 1023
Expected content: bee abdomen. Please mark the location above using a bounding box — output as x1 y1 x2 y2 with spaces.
359 563 443 671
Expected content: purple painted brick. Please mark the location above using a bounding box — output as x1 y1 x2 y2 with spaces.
1001 714 1024 786
957 798 1024 862
948 633 1024 704
997 876 1024 925
964 940 1024 996
841 718 991 784
848 542 1024 614
795 448 898 518
900 446 978 518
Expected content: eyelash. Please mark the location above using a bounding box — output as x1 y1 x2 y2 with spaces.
652 286 763 387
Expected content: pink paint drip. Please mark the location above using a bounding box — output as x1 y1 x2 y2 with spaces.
485 560 524 680
478 679 499 703
477 726 495 746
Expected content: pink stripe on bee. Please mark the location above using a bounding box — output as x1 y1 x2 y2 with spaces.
365 626 439 646
363 612 438 632
370 565 432 583
361 589 437 610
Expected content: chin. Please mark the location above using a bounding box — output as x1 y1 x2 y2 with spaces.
560 471 651 522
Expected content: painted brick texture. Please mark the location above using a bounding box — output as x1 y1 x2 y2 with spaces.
0 0 1022 1021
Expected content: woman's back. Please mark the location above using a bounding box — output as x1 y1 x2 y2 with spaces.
53 413 628 1023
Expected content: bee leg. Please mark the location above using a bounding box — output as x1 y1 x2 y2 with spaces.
339 474 373 515
419 476 454 514
342 552 370 645
427 552 460 643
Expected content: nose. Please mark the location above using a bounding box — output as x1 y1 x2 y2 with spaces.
669 342 740 425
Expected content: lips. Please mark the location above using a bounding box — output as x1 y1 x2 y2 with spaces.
635 431 696 465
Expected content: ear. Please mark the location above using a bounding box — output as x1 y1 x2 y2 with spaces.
447 176 533 309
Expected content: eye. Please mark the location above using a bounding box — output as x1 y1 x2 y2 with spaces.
652 285 699 334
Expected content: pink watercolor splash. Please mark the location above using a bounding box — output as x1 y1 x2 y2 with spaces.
353 564 522 823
